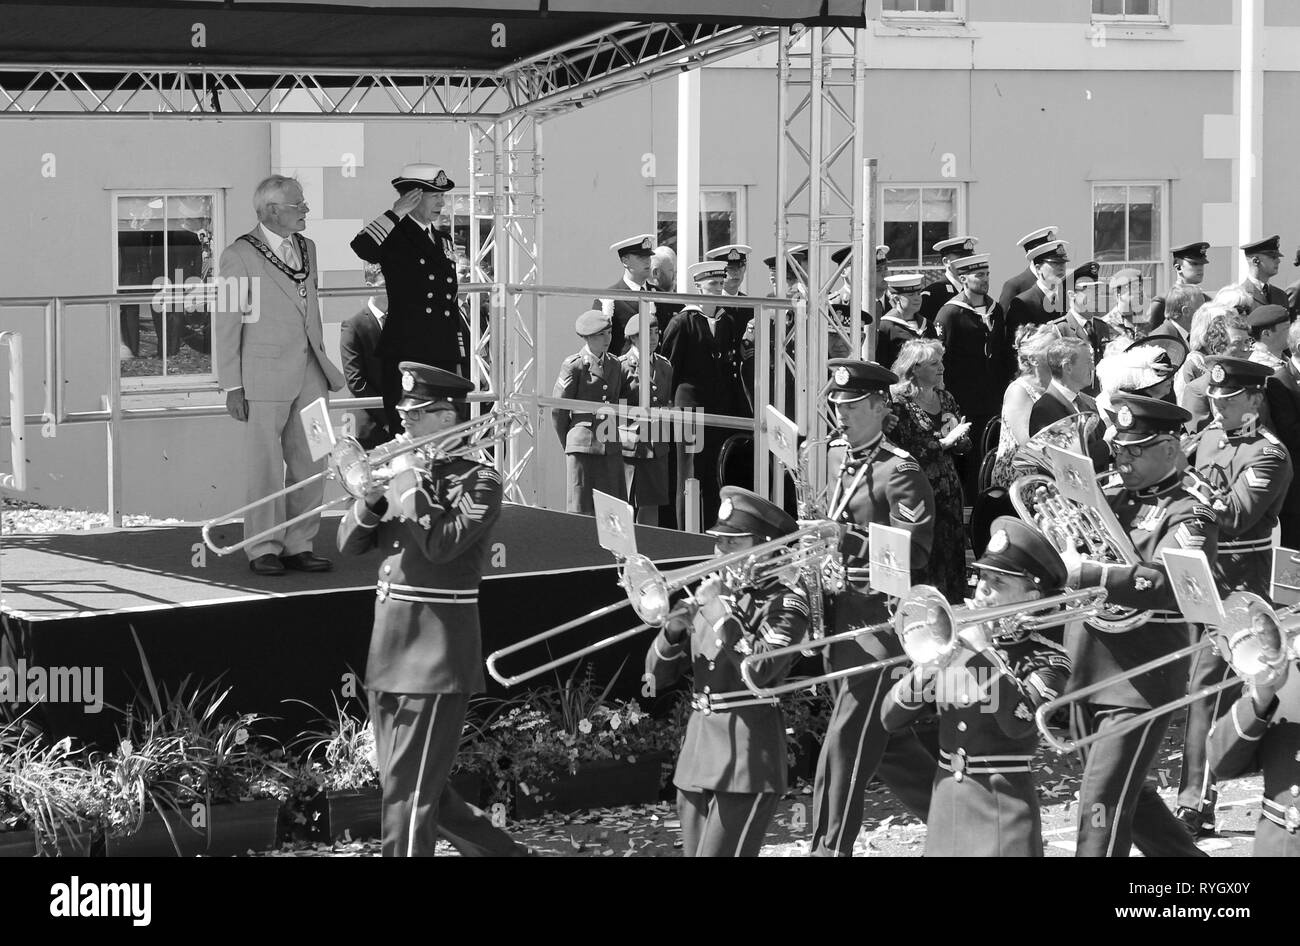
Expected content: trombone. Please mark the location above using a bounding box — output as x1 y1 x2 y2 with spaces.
485 520 841 688
1036 592 1300 754
740 584 1108 699
202 402 529 556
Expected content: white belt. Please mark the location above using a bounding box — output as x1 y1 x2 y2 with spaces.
377 581 478 604
690 691 777 715
1261 799 1300 833
1218 538 1274 551
938 748 1033 782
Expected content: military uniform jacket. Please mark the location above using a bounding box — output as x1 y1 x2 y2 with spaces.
935 296 1010 416
350 212 465 367
337 457 503 694
1145 287 1208 329
875 311 933 374
645 578 810 794
882 631 1072 856
918 275 960 327
1006 283 1065 343
997 267 1036 314
1194 423 1292 596
1266 359 1300 522
618 346 673 460
1207 669 1300 855
1239 277 1289 311
552 349 624 455
595 278 655 356
1049 311 1114 370
1070 473 1220 709
660 307 744 414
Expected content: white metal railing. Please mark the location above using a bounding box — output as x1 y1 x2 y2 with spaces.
0 281 799 529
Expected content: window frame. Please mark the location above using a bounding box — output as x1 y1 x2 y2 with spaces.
1089 0 1169 26
877 181 967 283
1090 179 1170 310
112 188 225 393
880 0 966 24
652 185 747 263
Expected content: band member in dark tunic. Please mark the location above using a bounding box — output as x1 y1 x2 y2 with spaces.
646 488 810 856
882 517 1072 856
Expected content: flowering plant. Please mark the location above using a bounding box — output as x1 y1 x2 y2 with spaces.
0 721 99 853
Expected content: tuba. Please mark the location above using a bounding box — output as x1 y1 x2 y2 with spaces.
1008 413 1149 633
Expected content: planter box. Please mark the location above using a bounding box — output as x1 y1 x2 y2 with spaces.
106 799 280 858
0 829 36 858
515 753 671 819
326 774 483 842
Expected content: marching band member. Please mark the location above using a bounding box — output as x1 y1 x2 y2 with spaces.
1178 356 1293 837
1057 394 1213 857
1207 643 1300 857
337 362 527 857
644 487 811 857
809 359 939 857
881 517 1072 856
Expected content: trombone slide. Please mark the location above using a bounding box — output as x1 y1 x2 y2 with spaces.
486 596 646 688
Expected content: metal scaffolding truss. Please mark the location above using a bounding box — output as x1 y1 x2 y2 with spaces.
768 25 868 507
0 22 778 121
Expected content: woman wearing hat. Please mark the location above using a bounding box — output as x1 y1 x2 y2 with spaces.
881 517 1072 857
645 487 810 857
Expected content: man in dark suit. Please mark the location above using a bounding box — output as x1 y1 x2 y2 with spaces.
917 236 978 327
1049 261 1112 390
997 226 1058 313
1238 235 1289 311
1267 320 1300 547
1006 240 1071 364
1028 336 1097 437
340 263 393 450
595 233 657 356
1145 241 1211 329
350 163 467 435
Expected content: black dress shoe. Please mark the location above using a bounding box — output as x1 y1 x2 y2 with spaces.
1174 806 1215 839
280 551 333 573
249 554 286 576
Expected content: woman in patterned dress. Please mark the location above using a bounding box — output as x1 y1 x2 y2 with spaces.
888 338 971 603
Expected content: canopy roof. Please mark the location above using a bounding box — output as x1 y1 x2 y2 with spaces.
0 1 864 70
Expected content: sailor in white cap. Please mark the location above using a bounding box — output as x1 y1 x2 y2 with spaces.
874 273 931 368
350 162 466 434
708 245 756 405
594 233 658 356
1006 239 1071 346
918 236 979 325
997 226 1059 312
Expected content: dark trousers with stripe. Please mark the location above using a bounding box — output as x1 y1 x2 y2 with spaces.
809 661 937 857
678 790 780 857
1072 703 1207 858
369 689 526 858
1176 640 1233 819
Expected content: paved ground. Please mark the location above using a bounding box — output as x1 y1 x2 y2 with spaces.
260 714 1263 857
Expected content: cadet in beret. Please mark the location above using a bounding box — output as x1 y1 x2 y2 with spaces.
933 253 1010 499
618 313 674 526
1056 394 1214 857
998 226 1059 313
1179 356 1293 838
1247 303 1292 370
882 517 1072 856
350 163 467 435
337 362 526 857
1238 235 1289 311
874 273 931 369
810 359 938 857
645 487 811 856
595 234 658 356
552 310 627 515
1050 261 1114 380
1006 239 1071 349
1207 634 1300 856
1146 241 1211 331
918 236 979 327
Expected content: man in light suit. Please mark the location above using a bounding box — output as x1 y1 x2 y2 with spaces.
215 175 345 576
340 263 392 450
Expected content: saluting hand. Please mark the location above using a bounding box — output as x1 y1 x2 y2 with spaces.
392 190 423 218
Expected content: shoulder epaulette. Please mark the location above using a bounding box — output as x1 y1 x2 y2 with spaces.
1261 428 1283 446
880 440 911 459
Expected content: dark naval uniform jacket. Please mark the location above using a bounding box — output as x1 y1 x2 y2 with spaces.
552 348 624 456
882 630 1072 856
934 296 1009 419
825 435 935 664
1193 422 1292 598
1006 283 1065 347
1068 472 1220 710
918 274 960 327
337 456 503 694
350 212 466 370
646 576 810 795
998 267 1037 314
660 307 744 414
1208 669 1300 856
875 312 932 374
595 277 655 356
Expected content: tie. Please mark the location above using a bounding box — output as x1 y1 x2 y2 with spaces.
280 238 299 270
